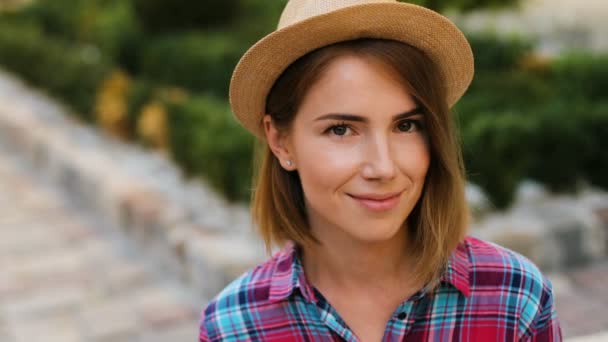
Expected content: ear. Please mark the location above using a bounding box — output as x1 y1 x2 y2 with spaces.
263 115 296 171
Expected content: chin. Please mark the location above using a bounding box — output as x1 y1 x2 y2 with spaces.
348 224 404 244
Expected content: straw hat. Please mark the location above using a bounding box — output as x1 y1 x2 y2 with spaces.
229 0 474 139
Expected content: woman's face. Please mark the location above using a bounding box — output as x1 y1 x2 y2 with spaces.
265 54 430 245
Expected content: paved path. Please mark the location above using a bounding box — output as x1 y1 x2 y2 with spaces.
550 262 608 340
0 146 199 341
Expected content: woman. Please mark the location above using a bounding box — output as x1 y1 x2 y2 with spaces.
199 0 562 341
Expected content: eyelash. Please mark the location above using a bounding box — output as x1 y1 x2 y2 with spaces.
323 119 424 137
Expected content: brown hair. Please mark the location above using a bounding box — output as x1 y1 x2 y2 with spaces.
250 38 469 288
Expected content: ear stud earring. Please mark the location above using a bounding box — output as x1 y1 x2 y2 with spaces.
286 160 293 167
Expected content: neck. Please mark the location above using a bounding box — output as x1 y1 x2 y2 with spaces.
301 222 415 293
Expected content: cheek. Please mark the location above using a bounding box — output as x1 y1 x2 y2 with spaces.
295 141 358 193
395 138 431 178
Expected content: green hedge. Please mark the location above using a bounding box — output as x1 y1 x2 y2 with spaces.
15 0 143 70
139 32 244 97
550 53 608 102
232 0 288 46
457 47 608 208
456 70 553 124
132 0 240 34
167 95 254 202
17 0 88 38
124 79 158 139
461 99 608 209
0 22 110 121
467 32 535 71
461 111 537 209
578 101 608 189
526 101 594 193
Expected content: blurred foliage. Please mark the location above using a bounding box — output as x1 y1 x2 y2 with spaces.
16 0 141 60
526 102 592 193
461 111 536 208
125 81 187 150
132 0 240 34
167 95 254 202
456 35 608 208
0 0 606 207
125 79 158 137
580 101 608 190
139 32 244 97
550 52 608 102
0 21 110 121
95 70 132 139
232 0 288 45
467 32 535 71
137 100 169 151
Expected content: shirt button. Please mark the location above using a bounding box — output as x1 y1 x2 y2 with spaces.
397 312 407 320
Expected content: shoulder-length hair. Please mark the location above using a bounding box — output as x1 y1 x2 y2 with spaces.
250 38 469 288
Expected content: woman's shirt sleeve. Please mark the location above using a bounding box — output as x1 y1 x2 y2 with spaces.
522 275 563 341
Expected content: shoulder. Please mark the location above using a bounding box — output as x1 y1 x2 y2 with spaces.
463 236 560 338
198 247 286 341
464 235 549 291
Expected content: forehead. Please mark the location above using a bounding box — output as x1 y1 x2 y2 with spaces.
318 54 405 87
295 54 418 121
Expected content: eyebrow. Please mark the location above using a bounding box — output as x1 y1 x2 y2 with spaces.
313 107 423 123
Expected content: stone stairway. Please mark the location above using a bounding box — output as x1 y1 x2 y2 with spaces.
0 145 196 341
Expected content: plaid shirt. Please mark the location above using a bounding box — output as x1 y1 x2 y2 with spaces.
199 236 561 341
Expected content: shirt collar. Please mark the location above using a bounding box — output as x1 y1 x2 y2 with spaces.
268 238 471 303
440 239 472 297
268 240 318 304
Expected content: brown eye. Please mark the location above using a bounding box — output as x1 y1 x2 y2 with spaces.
397 120 413 132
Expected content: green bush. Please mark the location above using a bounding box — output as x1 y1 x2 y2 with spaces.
18 0 88 39
14 0 142 69
550 53 608 102
456 70 553 124
579 101 608 189
167 95 254 202
133 0 239 33
456 37 608 207
125 79 158 138
524 99 607 193
140 32 244 96
462 111 537 209
231 0 287 46
85 1 142 65
467 32 535 71
0 22 111 121
526 101 594 193
460 98 608 208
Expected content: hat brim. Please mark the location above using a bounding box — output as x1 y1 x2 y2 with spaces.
229 2 474 140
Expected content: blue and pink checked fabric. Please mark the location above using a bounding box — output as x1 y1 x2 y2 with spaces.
199 236 562 341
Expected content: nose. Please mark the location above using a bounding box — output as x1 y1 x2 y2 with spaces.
360 134 397 181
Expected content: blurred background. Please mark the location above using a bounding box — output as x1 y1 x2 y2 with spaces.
0 0 606 341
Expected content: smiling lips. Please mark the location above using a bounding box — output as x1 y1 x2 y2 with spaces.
348 191 403 211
